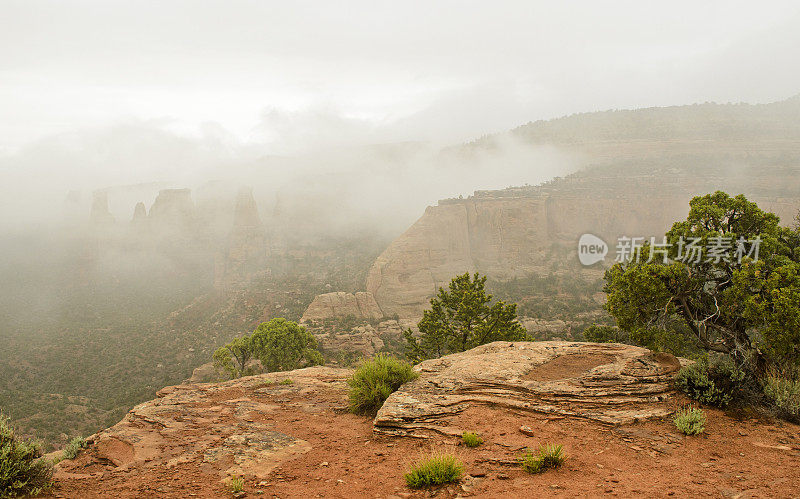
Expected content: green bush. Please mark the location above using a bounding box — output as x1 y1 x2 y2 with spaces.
279 379 294 385
0 414 53 498
461 431 483 448
675 357 748 408
348 354 419 415
674 406 706 435
226 475 244 493
520 444 566 474
404 272 528 362
214 318 324 379
582 325 628 344
62 436 87 460
763 374 800 421
404 453 464 489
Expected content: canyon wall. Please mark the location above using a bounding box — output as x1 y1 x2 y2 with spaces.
365 173 800 319
214 188 269 290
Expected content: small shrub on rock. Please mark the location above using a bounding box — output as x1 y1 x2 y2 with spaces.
674 406 706 435
348 354 419 415
520 444 566 474
404 453 464 489
461 431 483 448
62 436 87 460
0 413 53 498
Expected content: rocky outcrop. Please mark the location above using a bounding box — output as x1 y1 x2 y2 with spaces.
131 202 147 225
58 367 350 482
89 191 115 226
214 188 268 290
148 188 196 230
374 341 689 436
365 178 800 319
306 319 411 357
301 291 383 322
313 324 385 356
50 342 800 498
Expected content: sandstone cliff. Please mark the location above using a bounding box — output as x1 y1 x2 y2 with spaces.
130 202 147 225
89 191 115 226
301 291 383 322
214 187 268 290
148 188 196 230
365 171 800 319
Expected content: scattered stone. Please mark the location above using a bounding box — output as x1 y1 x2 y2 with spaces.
519 425 535 437
752 442 792 451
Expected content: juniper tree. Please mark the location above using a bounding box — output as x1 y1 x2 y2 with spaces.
404 272 528 362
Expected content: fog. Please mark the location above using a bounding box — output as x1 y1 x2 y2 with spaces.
4 1 800 454
1 0 799 241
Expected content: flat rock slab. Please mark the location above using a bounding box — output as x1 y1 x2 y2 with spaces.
374 341 689 436
56 366 350 481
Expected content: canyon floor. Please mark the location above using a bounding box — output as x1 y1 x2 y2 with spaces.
46 344 800 498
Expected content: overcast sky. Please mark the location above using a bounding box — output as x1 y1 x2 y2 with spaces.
2 0 800 154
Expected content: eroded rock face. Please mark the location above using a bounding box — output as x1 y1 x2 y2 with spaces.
214 187 268 290
148 188 196 230
374 341 689 436
365 184 800 319
312 324 385 357
305 319 412 357
89 191 115 226
301 291 383 322
60 367 350 480
131 202 147 225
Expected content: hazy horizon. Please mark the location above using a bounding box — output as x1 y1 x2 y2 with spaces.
2 1 800 231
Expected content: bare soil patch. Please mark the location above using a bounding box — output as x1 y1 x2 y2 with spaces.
522 353 616 382
46 372 800 498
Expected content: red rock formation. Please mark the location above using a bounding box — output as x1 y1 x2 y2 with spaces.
214 187 268 290
301 291 383 322
89 191 115 226
148 188 195 230
365 176 800 319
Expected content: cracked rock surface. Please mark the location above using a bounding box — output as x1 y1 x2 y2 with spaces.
374 341 689 436
58 366 349 482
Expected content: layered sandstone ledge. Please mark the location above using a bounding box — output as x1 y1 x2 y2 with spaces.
301 291 383 322
59 341 687 481
374 341 689 436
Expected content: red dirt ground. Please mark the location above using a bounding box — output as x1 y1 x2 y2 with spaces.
46 376 800 498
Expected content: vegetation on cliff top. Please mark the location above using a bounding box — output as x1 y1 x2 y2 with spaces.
0 414 52 498
347 354 418 415
404 452 464 489
213 318 323 379
404 272 528 362
603 192 800 414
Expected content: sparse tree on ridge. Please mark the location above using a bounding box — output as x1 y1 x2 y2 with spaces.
213 335 256 379
213 318 323 379
604 191 800 375
404 272 528 362
250 318 324 373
